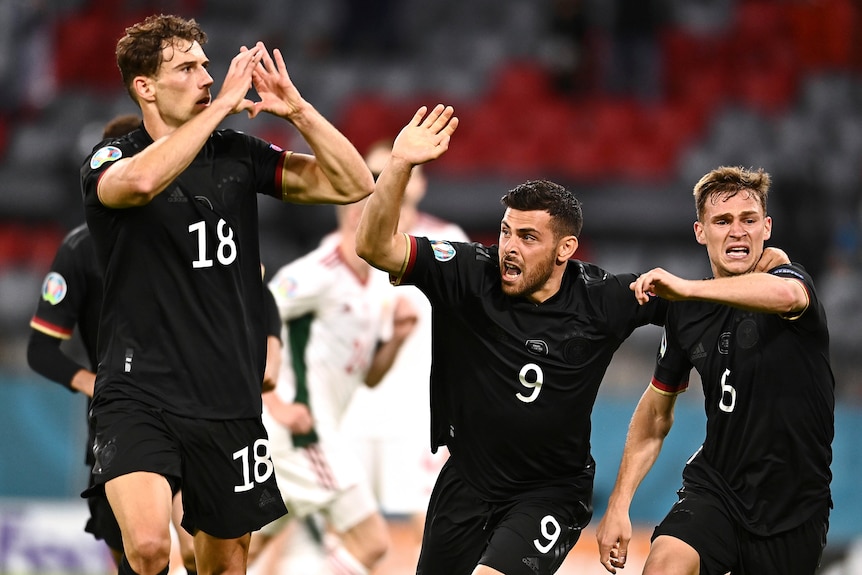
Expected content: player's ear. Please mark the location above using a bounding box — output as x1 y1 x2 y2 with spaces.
694 221 706 246
558 235 578 262
133 75 156 103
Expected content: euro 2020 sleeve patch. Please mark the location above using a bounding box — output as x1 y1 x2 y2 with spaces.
41 271 67 305
430 240 456 262
90 146 123 170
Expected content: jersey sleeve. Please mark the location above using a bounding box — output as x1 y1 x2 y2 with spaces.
397 236 484 306
768 263 823 327
80 136 136 210
246 133 293 201
29 233 88 339
599 269 668 338
651 304 691 395
28 228 93 389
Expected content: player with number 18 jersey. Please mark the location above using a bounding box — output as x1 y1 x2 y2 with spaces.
81 126 289 537
82 128 283 418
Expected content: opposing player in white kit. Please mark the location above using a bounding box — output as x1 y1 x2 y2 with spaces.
341 140 470 547
249 196 417 575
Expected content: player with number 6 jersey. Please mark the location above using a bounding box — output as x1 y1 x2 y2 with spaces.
596 166 833 575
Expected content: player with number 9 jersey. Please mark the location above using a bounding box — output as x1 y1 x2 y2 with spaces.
403 239 664 500
355 105 668 575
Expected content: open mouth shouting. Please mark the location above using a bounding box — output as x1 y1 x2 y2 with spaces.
502 259 522 283
725 244 750 260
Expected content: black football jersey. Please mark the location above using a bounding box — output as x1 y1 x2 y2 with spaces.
399 236 666 501
653 263 834 535
81 128 286 419
30 224 102 368
29 224 103 465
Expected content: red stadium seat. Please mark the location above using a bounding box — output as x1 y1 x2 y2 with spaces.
485 61 557 108
337 94 405 158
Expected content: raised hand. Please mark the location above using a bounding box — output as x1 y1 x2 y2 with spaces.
215 43 263 116
247 44 305 120
391 104 459 167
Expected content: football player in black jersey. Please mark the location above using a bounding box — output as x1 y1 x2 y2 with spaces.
79 14 373 575
355 104 672 575
596 166 833 575
28 113 200 575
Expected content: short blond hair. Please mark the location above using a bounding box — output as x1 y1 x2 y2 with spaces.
693 166 770 221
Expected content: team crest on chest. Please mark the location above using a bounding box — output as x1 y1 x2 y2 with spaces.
564 337 592 366
736 318 758 349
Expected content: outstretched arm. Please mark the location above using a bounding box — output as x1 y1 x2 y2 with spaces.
251 45 374 205
597 387 677 573
355 104 458 274
631 267 808 315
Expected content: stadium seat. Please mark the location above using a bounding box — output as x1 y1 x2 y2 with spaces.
336 94 405 159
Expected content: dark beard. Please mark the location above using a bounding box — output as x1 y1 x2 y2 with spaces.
500 253 555 299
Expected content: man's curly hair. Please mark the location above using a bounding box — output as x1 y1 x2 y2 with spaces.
116 14 207 102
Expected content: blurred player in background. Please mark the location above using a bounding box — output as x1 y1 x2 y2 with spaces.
248 196 416 575
340 140 470 559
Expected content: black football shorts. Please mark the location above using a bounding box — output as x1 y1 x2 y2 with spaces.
86 398 287 539
417 460 591 575
652 488 828 575
84 489 123 552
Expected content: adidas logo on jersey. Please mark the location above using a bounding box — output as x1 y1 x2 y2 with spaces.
521 556 540 574
691 341 707 360
167 187 187 203
258 488 279 509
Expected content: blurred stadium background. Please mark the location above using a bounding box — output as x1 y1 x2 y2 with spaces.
1 0 861 573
